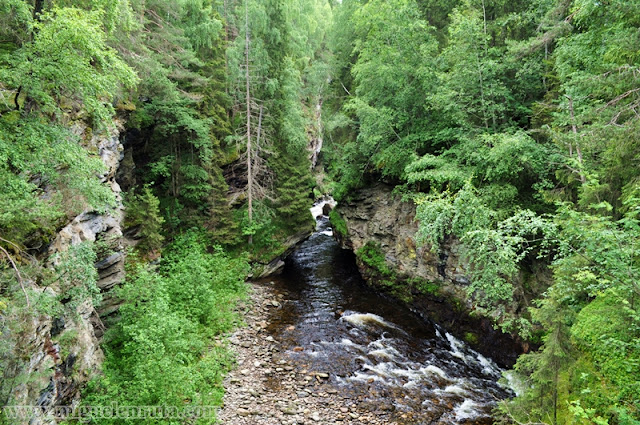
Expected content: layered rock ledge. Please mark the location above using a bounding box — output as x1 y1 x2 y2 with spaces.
332 184 531 366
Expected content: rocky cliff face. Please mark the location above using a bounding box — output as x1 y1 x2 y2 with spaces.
333 183 527 367
11 120 128 425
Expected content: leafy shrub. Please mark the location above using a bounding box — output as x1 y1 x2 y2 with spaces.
0 117 115 246
329 210 348 238
124 186 165 255
82 232 248 424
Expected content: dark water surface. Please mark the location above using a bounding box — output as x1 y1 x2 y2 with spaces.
265 202 512 424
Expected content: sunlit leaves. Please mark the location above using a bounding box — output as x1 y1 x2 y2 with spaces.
2 7 137 124
84 233 248 423
0 117 114 244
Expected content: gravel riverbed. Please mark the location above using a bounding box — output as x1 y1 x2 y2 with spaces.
217 281 402 425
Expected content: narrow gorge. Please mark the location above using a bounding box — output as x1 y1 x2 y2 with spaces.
1 0 639 424
218 201 514 424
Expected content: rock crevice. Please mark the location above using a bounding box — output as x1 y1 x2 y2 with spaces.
13 120 129 425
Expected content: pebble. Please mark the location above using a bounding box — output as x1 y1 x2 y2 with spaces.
216 282 397 425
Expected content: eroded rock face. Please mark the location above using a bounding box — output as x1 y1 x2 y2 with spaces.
333 184 525 367
336 184 469 287
11 121 128 425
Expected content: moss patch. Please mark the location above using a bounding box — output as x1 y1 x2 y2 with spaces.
329 210 348 238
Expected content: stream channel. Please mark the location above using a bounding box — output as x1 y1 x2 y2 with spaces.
264 200 513 424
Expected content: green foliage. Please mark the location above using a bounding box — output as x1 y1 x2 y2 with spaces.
270 152 316 232
159 232 248 330
48 241 101 312
124 186 165 255
329 210 347 238
356 241 400 291
0 240 103 412
356 242 430 303
437 4 511 131
407 277 440 296
0 116 115 246
2 0 638 422
82 232 248 424
0 0 32 48
502 205 640 423
463 332 479 345
415 183 558 331
1 6 137 124
325 0 440 197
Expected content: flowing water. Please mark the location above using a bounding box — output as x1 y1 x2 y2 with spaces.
266 200 512 424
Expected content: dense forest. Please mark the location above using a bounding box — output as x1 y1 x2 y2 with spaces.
0 0 639 424
0 0 328 422
324 0 640 424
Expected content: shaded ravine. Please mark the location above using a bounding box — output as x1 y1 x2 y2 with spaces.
265 200 512 424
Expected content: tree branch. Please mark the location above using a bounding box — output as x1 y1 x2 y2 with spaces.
0 245 30 307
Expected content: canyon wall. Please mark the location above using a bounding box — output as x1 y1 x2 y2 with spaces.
332 183 536 366
11 121 128 425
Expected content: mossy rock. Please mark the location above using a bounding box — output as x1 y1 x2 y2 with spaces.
116 100 136 111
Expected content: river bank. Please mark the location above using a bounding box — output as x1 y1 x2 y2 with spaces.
217 281 401 425
218 208 510 424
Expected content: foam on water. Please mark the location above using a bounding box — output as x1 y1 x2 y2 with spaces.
441 384 469 396
269 208 511 424
368 346 402 361
502 370 525 397
421 365 450 380
310 203 324 219
454 399 482 420
345 371 387 384
477 353 501 377
362 362 396 379
341 312 404 333
446 332 469 362
310 197 337 220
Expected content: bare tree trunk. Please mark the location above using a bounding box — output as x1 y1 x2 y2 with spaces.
256 104 263 157
481 0 488 50
245 0 253 245
553 362 558 425
224 0 230 96
479 0 495 129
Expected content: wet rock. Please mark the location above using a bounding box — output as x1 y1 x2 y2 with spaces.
216 282 398 425
334 183 528 366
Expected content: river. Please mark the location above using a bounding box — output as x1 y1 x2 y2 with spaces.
264 200 512 424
